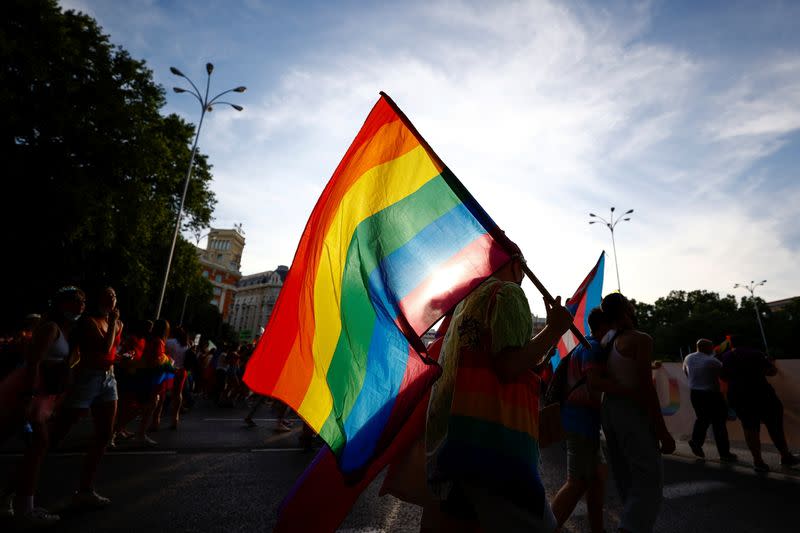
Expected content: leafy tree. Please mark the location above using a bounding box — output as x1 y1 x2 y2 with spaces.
633 290 798 361
1 0 216 328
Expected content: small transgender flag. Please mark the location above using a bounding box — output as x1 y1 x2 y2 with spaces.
551 252 605 368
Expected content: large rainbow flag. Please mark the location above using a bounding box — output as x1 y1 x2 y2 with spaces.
552 252 605 368
244 92 514 473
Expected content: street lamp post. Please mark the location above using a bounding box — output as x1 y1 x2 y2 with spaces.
734 280 769 355
155 63 246 319
589 207 633 292
178 229 213 325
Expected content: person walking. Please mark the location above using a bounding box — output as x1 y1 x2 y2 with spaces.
135 319 172 445
683 338 737 462
551 307 612 533
600 292 675 533
721 338 799 472
425 244 573 532
165 326 190 429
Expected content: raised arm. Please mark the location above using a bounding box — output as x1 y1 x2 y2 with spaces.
102 307 122 354
492 295 573 382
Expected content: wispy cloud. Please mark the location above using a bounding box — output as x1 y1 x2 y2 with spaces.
59 0 800 309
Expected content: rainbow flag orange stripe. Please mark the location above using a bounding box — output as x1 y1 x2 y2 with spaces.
244 93 511 472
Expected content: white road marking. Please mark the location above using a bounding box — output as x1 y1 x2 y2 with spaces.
203 418 285 422
250 447 306 452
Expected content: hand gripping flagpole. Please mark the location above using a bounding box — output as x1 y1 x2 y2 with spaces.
520 263 591 349
378 91 591 350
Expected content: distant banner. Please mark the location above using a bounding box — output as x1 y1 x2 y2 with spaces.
653 360 800 447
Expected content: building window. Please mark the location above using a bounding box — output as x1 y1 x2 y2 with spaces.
202 271 209 278
215 274 222 283
213 287 221 295
211 298 218 306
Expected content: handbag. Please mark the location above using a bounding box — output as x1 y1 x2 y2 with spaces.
539 349 579 449
537 402 564 449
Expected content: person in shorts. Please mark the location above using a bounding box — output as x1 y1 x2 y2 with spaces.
49 286 121 509
551 307 611 533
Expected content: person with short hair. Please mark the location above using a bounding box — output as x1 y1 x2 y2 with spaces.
721 338 799 472
600 292 674 533
683 338 736 462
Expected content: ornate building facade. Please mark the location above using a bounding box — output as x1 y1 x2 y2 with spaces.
197 227 245 321
228 265 289 342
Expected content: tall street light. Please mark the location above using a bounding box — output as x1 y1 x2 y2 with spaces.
734 280 769 355
589 207 633 292
155 63 246 319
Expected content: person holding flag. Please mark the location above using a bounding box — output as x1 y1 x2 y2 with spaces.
247 92 589 532
425 245 573 532
550 307 611 533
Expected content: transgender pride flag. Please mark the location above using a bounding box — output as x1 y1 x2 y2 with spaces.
552 252 605 368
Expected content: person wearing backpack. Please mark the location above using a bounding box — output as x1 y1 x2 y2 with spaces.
551 307 613 533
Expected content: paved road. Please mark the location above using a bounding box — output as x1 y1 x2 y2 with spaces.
1 399 798 532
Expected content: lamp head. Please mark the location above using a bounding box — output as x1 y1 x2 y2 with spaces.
206 62 214 74
230 104 244 111
611 207 616 212
234 86 247 93
170 66 184 77
589 213 596 217
173 87 186 93
589 221 596 225
625 209 634 214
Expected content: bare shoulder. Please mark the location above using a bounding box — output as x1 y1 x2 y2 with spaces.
616 329 653 361
631 330 653 346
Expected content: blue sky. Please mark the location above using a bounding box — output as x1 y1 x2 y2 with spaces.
61 0 800 315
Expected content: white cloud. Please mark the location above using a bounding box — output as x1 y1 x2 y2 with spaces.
61 0 800 311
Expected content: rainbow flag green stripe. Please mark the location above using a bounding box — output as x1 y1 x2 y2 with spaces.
244 93 512 472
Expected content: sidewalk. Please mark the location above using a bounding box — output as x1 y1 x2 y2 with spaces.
670 437 800 481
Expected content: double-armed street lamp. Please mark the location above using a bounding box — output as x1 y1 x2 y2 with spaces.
734 280 769 356
589 207 634 292
155 63 246 319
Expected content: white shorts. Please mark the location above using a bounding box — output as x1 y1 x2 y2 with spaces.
65 368 118 409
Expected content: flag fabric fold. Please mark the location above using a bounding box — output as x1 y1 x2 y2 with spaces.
244 92 512 474
274 324 450 533
552 252 605 368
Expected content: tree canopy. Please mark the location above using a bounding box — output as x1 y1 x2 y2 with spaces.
632 291 799 360
1 0 216 333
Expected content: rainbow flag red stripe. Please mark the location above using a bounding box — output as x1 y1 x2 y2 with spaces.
244 93 511 472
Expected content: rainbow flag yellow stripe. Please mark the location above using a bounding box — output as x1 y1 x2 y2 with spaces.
244 93 512 472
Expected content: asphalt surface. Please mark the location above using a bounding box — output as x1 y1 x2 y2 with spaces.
1 398 798 532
